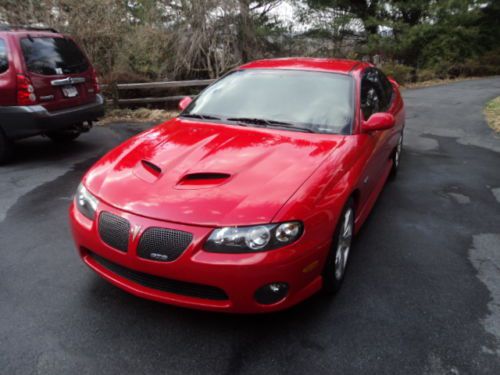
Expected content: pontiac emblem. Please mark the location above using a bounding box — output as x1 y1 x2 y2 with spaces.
131 225 142 241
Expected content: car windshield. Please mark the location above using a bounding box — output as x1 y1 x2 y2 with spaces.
182 69 354 134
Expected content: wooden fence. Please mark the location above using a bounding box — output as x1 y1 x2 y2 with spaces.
104 79 215 107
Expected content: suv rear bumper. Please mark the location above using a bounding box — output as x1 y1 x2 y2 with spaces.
0 94 105 139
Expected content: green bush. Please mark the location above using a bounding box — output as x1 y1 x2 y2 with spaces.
443 49 500 78
381 63 414 84
415 68 437 82
479 48 500 68
421 47 500 79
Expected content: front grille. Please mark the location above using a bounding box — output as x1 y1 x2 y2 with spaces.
137 227 193 262
89 252 228 301
98 212 130 252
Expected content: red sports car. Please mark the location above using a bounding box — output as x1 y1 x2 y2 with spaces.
70 58 405 313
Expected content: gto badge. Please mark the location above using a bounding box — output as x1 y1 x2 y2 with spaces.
131 225 142 241
150 253 169 261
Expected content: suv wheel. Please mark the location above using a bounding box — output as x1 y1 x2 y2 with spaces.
0 129 13 165
47 129 82 143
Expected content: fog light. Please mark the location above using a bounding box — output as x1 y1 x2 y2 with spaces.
254 282 289 305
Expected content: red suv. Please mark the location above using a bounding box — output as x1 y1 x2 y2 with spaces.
0 25 104 163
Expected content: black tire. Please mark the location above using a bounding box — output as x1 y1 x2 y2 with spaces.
0 129 13 165
46 130 82 143
390 132 403 179
323 198 355 294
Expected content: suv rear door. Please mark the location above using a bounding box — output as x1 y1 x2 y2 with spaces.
18 34 96 111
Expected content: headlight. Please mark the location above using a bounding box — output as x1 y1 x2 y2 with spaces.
204 221 303 253
75 183 99 220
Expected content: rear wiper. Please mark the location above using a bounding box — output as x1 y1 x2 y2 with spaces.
180 113 221 120
227 117 315 133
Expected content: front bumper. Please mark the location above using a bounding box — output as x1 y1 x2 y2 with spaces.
69 200 327 313
0 94 105 139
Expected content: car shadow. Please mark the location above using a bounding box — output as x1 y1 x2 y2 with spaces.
5 123 151 167
6 136 97 167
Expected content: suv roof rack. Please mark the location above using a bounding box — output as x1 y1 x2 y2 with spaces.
0 24 58 33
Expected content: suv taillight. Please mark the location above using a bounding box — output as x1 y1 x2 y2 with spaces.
16 74 37 105
91 70 100 94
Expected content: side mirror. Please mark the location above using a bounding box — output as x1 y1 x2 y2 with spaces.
362 113 395 132
178 96 193 111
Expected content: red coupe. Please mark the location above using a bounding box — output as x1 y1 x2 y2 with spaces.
70 58 405 313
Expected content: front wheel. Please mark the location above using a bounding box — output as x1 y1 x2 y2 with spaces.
323 199 355 294
390 132 403 178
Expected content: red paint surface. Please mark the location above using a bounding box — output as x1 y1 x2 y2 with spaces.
70 58 405 312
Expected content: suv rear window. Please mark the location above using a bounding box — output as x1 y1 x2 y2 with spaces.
20 37 89 75
0 39 8 74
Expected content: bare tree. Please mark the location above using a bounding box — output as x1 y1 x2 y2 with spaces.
165 0 241 78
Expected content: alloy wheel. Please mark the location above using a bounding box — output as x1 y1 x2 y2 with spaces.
334 208 354 280
394 135 403 168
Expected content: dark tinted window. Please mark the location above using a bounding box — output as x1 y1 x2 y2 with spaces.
361 70 384 119
0 39 8 74
21 37 89 75
184 69 354 134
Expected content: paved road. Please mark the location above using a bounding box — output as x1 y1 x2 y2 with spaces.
1 78 500 374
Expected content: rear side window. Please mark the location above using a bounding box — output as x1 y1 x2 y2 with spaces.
20 37 89 76
377 69 394 106
360 68 395 119
0 39 8 74
361 70 384 119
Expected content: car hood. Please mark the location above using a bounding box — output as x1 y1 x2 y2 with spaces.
85 118 347 226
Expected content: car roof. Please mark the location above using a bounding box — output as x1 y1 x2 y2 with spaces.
0 31 63 38
238 58 370 74
0 25 62 37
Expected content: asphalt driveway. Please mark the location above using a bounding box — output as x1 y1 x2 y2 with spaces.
1 78 500 374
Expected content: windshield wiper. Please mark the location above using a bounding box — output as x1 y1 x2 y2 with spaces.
180 113 221 120
227 117 274 126
227 117 315 133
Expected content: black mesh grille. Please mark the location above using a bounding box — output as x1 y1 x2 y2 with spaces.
89 252 228 301
137 227 193 262
98 212 130 252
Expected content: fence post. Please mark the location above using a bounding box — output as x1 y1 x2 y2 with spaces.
111 81 119 108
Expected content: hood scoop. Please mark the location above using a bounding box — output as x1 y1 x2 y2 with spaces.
176 172 231 189
141 160 162 175
133 160 163 183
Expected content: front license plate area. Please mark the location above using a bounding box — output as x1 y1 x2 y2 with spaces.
62 85 78 98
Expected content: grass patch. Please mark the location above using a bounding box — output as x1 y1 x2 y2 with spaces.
484 96 500 133
100 108 179 125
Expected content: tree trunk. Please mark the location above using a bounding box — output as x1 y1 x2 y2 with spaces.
238 0 256 62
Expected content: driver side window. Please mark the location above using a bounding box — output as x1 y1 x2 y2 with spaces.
360 70 383 120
